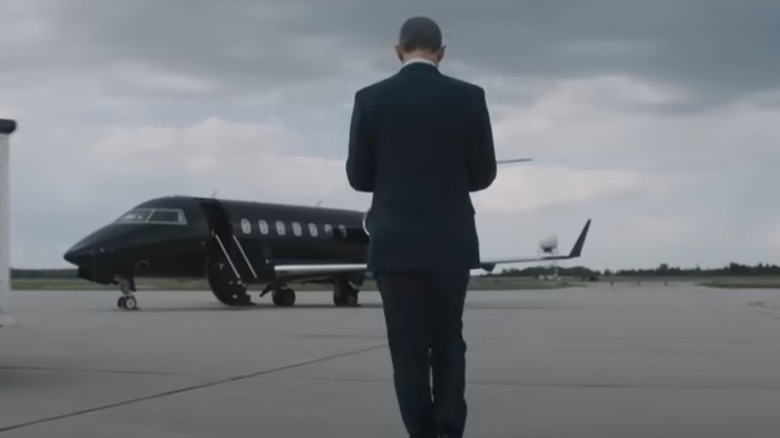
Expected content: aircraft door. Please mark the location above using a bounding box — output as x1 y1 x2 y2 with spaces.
198 200 252 283
196 199 263 306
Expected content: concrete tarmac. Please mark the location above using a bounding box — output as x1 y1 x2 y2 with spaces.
1 283 780 437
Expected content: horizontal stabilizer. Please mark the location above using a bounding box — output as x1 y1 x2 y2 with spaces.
478 219 592 273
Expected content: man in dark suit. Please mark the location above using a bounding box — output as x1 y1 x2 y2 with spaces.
346 16 497 438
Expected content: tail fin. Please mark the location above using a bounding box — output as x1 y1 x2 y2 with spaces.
567 219 591 258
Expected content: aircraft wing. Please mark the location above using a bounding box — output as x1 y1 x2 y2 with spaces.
273 219 591 277
496 158 532 164
273 263 368 277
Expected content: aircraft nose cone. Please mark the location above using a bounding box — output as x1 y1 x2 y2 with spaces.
64 246 86 265
63 240 96 266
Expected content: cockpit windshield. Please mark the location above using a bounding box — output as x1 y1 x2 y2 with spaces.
116 209 153 223
114 208 187 225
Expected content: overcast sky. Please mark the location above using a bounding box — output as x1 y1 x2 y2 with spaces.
2 0 779 271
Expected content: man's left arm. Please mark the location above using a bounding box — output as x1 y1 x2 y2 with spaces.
466 86 497 192
346 91 375 192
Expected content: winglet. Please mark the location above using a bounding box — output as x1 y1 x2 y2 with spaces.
567 219 591 258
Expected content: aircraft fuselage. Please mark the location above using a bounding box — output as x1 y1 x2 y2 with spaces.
64 194 591 310
64 195 369 308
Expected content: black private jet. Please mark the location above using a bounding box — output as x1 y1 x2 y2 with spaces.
63 158 591 310
63 194 591 311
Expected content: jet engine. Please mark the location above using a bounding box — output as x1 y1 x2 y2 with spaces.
361 208 371 236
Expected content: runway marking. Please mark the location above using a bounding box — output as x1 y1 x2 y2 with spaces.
0 343 387 434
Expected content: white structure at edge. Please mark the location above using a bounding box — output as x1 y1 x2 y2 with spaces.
0 119 17 326
539 235 558 254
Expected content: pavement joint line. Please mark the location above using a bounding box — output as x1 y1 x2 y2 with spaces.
256 375 780 391
746 301 780 323
0 343 387 434
0 365 180 376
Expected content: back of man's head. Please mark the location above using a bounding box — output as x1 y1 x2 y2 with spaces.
397 16 443 55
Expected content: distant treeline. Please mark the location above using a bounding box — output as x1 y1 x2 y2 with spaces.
606 262 780 277
9 262 780 280
11 269 79 279
493 262 780 278
491 266 599 279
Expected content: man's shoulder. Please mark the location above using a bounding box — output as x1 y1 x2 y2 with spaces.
439 73 484 97
353 71 485 101
355 75 397 100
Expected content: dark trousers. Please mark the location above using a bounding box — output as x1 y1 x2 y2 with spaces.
375 271 470 438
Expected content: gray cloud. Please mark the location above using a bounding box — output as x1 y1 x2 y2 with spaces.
40 0 780 105
2 0 779 270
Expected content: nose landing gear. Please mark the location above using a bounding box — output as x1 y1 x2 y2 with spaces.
259 284 296 307
116 276 138 311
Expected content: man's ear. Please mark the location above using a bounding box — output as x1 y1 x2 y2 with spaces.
436 45 446 63
395 44 405 62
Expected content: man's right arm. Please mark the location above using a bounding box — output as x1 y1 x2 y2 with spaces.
346 90 376 192
467 87 497 192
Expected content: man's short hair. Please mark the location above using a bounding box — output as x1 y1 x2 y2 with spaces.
398 17 442 52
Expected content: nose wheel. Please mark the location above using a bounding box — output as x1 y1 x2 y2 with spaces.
117 295 138 311
116 277 138 311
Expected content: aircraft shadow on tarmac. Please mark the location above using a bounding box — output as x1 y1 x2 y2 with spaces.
104 301 576 313
106 303 383 313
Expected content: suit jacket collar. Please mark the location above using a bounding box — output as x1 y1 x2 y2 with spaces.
399 61 440 75
402 57 438 68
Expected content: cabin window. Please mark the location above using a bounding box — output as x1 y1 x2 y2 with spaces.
324 224 333 236
308 223 318 237
338 224 347 238
240 219 251 234
292 222 302 237
258 220 269 235
275 220 286 235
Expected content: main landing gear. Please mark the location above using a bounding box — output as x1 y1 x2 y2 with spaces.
260 276 359 308
260 284 296 307
333 276 360 307
116 277 138 311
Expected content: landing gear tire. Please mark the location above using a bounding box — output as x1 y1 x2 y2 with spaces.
117 277 138 311
272 287 296 307
333 292 358 307
333 277 360 307
117 295 138 311
123 295 138 310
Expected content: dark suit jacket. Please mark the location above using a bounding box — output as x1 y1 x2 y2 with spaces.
346 62 497 272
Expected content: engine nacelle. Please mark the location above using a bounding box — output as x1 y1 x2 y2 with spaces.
362 208 371 236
